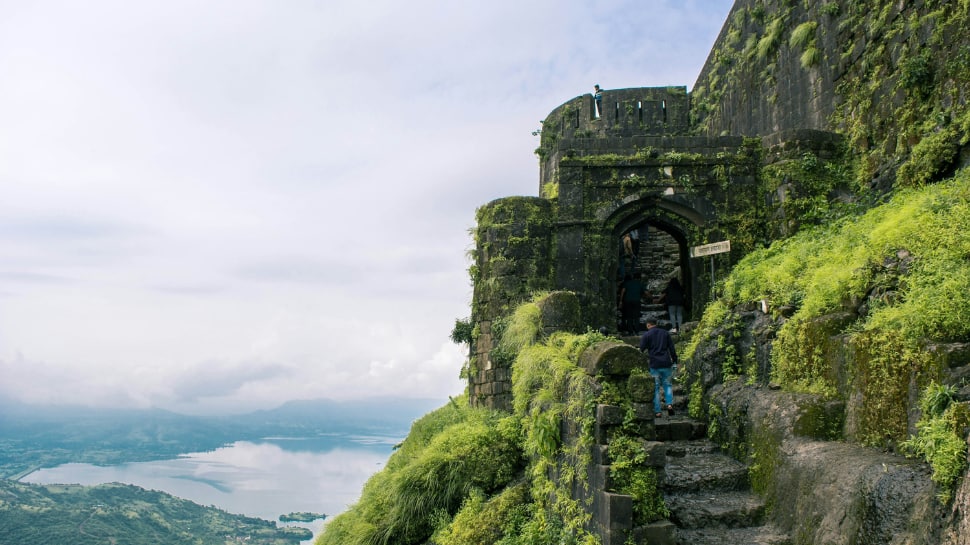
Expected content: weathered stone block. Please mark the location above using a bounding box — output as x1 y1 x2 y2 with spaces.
598 491 633 531
656 419 695 442
629 374 655 402
595 419 617 445
925 341 970 369
580 341 644 377
641 440 667 467
590 463 610 492
597 404 625 426
537 291 582 334
632 520 677 545
634 421 656 440
592 444 610 465
632 403 655 421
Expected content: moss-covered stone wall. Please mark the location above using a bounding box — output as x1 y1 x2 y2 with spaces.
693 0 970 193
469 197 555 409
471 99 844 409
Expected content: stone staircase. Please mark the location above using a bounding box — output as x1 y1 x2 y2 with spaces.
654 395 791 545
582 338 791 545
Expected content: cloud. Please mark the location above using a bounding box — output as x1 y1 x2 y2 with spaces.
168 359 294 402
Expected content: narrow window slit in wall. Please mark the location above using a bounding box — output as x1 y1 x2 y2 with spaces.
638 101 643 123
662 100 668 124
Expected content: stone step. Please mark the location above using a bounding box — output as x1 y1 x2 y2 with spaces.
651 418 792 545
654 415 706 441
662 450 749 493
664 439 720 458
675 525 791 545
666 489 766 529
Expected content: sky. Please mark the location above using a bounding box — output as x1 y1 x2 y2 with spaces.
0 0 734 415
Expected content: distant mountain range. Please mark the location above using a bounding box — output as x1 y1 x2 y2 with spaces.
0 396 446 478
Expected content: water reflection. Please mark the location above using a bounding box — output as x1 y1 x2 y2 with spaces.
22 436 395 542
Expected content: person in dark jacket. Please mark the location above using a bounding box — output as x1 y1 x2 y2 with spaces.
619 273 643 335
639 318 678 417
662 277 685 333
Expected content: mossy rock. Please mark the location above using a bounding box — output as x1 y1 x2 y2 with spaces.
580 342 644 377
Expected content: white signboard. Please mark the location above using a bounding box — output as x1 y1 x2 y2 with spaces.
690 240 731 258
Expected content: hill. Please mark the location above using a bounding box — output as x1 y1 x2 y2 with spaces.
0 396 441 478
0 479 311 544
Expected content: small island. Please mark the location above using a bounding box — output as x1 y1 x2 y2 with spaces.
279 511 327 523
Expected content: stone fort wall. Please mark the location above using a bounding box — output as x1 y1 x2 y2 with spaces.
468 0 970 410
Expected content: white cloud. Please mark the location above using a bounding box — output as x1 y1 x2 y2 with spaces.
0 0 732 414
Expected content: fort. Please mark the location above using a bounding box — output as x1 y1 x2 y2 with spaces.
467 0 969 411
319 1 970 543
461 0 970 542
468 86 847 410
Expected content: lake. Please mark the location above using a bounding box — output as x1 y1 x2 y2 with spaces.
21 433 399 543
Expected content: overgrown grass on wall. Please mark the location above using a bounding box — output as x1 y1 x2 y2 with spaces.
317 398 524 545
902 382 970 503
693 0 970 196
319 293 665 545
681 169 970 499
688 169 969 473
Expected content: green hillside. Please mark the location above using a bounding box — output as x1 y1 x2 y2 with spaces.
0 479 310 545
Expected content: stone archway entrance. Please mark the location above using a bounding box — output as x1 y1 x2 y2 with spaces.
612 217 692 335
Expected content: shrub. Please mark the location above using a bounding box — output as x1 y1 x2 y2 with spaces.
789 21 817 50
431 484 532 545
899 50 934 96
608 435 668 522
902 383 970 503
318 401 524 545
896 127 959 187
450 317 473 345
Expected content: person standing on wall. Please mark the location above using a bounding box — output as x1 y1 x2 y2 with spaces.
640 318 678 418
593 84 603 118
661 277 685 333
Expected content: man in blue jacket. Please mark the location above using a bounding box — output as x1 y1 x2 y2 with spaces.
639 318 678 417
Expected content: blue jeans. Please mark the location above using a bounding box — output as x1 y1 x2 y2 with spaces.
668 305 684 329
650 367 674 414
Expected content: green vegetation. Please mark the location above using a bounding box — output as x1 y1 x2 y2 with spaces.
747 423 783 500
704 171 970 448
320 293 664 545
449 317 473 346
607 435 667 522
756 15 786 61
279 512 326 523
902 383 970 503
789 21 819 68
692 0 970 196
897 125 961 188
761 150 855 233
831 1 969 191
318 399 524 545
0 479 309 545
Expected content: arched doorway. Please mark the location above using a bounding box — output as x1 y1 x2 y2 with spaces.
614 220 691 334
605 195 702 335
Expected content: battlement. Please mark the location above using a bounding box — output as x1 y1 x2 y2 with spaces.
542 86 690 142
